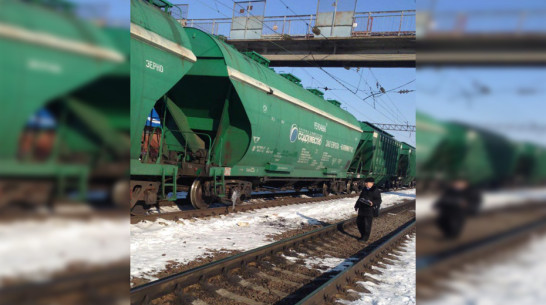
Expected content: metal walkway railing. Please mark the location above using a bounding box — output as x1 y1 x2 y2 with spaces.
182 10 416 39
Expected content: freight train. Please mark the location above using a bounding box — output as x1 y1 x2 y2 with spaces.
129 0 415 211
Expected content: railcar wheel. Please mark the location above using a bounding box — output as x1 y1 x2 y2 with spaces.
322 183 330 197
131 203 147 215
112 180 129 207
190 178 210 209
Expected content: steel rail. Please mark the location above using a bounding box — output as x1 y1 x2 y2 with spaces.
130 200 414 304
296 220 415 305
131 193 357 224
417 215 546 274
0 263 128 304
131 188 413 223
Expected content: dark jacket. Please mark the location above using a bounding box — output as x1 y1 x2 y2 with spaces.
354 185 382 217
434 186 482 216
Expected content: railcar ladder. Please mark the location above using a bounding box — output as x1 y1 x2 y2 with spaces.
212 169 226 198
56 167 88 202
161 167 178 201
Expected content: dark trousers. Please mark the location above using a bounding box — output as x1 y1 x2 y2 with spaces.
356 215 373 240
437 210 466 239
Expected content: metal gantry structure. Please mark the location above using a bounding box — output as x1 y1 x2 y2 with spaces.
184 10 416 40
178 0 416 67
369 123 416 132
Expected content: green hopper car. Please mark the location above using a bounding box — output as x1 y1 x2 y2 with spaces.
348 122 401 189
397 142 416 187
0 0 125 206
417 111 546 188
131 25 363 209
130 0 414 211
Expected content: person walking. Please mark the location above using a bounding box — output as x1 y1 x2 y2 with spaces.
354 177 382 242
435 178 482 239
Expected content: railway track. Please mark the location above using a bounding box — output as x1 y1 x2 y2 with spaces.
130 200 415 305
416 200 546 300
297 232 415 305
0 262 129 305
131 188 414 224
131 193 358 224
0 209 126 223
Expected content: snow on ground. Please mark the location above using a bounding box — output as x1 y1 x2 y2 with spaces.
338 235 416 305
130 189 415 282
417 187 546 220
0 217 128 286
282 249 359 272
422 233 546 305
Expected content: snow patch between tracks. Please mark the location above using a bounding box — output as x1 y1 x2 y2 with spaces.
0 217 128 286
282 250 359 273
422 233 546 305
130 189 415 282
338 235 416 305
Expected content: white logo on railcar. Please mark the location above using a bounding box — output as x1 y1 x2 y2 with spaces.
290 124 298 143
290 124 323 146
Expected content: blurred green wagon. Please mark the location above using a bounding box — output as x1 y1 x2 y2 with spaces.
0 0 127 207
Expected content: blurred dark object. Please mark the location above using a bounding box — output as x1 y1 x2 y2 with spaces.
434 178 482 239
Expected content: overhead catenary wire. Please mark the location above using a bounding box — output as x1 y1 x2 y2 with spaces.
298 68 375 122
365 68 413 122
362 79 415 101
222 0 411 125
361 69 414 123
316 64 410 125
189 0 412 126
300 67 407 126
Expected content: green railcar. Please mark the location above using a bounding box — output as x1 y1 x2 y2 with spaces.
0 0 125 206
513 142 546 185
130 0 196 162
397 142 415 187
419 114 522 187
416 111 448 170
535 147 546 184
129 0 198 208
348 122 400 189
130 25 363 209
65 26 130 204
419 111 546 189
443 122 517 186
